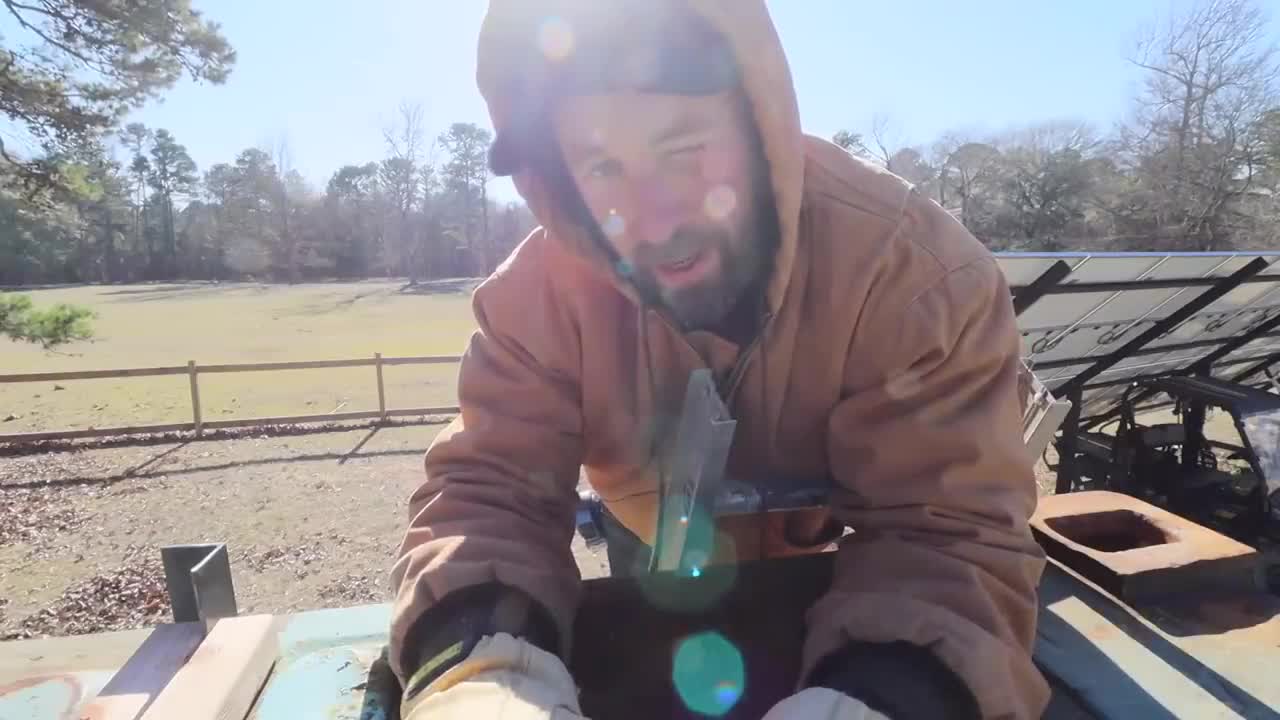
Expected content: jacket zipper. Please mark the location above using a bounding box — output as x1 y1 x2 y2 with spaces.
645 304 775 407
719 311 774 405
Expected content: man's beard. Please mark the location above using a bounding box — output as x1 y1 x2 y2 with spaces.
628 215 773 333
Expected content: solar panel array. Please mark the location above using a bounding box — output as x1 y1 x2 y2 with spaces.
1000 252 1280 426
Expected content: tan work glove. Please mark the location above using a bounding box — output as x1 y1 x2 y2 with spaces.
762 687 893 720
400 633 591 720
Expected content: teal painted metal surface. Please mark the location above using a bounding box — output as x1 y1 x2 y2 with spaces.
251 643 392 720
251 603 397 720
0 671 113 720
0 604 397 720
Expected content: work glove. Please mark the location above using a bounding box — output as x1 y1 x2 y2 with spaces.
762 687 893 720
400 632 591 720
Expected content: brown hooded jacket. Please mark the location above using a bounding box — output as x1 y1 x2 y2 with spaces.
390 2 1051 717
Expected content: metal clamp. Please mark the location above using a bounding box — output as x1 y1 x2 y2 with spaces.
161 543 238 633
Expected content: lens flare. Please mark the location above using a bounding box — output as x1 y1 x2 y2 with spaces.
673 631 746 717
537 17 575 62
603 211 627 238
639 505 736 613
704 185 738 220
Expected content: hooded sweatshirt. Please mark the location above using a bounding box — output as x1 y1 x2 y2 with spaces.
390 2 1051 718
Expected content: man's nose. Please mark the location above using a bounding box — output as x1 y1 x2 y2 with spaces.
625 178 697 247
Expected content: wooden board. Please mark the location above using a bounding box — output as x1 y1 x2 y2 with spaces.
139 615 280 720
79 622 206 720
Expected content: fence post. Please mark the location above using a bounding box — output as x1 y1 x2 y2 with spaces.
188 360 203 437
375 353 387 422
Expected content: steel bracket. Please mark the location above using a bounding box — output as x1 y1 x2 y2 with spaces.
161 542 238 633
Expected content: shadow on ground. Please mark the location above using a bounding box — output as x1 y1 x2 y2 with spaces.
397 278 482 296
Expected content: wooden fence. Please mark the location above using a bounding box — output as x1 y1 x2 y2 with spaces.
0 354 463 444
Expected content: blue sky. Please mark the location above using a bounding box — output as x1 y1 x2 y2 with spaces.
117 0 1278 202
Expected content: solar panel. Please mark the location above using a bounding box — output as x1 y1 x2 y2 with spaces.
1000 251 1280 427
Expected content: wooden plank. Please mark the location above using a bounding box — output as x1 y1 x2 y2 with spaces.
197 358 377 373
385 406 459 417
0 627 152 685
0 356 459 384
380 355 463 366
0 366 188 383
0 409 457 444
200 410 382 430
139 615 279 720
375 353 386 420
79 623 207 720
0 422 194 444
188 361 203 437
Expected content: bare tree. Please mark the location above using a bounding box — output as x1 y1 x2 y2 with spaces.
933 133 1003 229
992 121 1102 247
382 101 425 281
867 113 903 170
1120 0 1279 249
271 134 300 282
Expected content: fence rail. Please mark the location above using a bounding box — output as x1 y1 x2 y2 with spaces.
0 354 463 445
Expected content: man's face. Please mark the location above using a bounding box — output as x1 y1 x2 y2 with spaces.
552 90 771 331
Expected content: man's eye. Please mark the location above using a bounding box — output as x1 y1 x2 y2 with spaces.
587 159 622 178
667 144 705 158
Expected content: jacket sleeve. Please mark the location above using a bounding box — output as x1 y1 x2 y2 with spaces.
802 230 1051 719
388 241 585 683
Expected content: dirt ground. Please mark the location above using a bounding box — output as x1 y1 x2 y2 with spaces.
0 422 610 640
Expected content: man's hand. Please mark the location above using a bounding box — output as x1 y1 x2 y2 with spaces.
763 688 892 720
400 633 590 720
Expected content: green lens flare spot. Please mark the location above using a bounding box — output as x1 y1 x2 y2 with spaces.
672 631 745 717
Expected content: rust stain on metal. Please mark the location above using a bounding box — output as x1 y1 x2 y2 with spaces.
1031 491 1259 603
0 673 84 719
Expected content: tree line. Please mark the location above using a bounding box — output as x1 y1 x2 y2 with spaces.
837 0 1280 253
0 107 535 286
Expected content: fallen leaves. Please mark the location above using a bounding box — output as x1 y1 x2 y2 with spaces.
0 486 88 547
0 547 171 640
242 536 330 579
318 573 386 605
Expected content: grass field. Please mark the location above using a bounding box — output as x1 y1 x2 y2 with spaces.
1 280 481 435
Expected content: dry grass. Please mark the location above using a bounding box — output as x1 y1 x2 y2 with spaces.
1 280 480 435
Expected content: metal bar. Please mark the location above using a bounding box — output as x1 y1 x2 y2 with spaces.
1034 257 1172 355
1077 310 1280 427
1054 391 1083 494
375 353 387 421
1231 352 1280 385
1033 328 1280 371
1027 271 1280 296
1055 257 1270 397
188 361 203 438
1184 309 1280 372
161 543 238 633
651 369 737 576
1076 351 1280 392
1013 260 1072 316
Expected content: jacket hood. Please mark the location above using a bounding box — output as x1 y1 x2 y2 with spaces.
476 0 805 314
